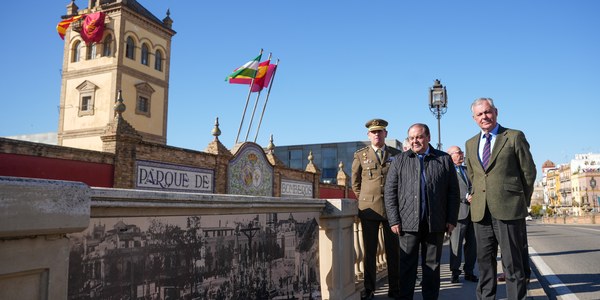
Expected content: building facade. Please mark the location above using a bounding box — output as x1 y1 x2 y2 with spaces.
274 140 402 184
542 153 600 216
58 0 175 151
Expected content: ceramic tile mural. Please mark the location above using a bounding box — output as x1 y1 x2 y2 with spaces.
228 143 273 196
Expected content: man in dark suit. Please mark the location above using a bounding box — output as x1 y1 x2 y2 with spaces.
465 98 536 300
447 145 478 284
352 118 401 299
384 123 460 300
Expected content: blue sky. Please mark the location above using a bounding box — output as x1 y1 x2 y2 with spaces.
1 1 599 179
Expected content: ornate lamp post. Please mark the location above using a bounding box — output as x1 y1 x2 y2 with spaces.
583 187 592 214
561 190 567 216
590 177 597 213
428 79 448 150
548 194 556 216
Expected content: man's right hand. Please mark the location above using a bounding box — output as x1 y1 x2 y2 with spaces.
391 224 401 235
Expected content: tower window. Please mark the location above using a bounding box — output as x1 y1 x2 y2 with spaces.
102 34 112 57
72 41 82 62
137 96 149 114
76 80 98 117
135 82 155 117
126 37 135 60
154 50 163 71
81 96 92 111
141 44 149 66
86 43 96 60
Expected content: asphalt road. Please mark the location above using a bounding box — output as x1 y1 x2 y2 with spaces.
527 221 600 300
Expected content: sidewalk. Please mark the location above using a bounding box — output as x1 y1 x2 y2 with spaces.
371 240 548 299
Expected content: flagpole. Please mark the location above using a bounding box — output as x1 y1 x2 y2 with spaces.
244 91 262 142
254 59 279 143
245 53 272 142
235 49 263 144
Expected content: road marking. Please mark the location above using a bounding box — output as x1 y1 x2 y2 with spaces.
572 226 600 233
529 246 579 300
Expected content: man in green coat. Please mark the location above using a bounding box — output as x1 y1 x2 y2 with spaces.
465 98 536 300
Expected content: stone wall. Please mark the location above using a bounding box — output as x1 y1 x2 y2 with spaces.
0 138 114 187
542 214 596 224
1 130 324 197
0 176 90 300
0 176 360 300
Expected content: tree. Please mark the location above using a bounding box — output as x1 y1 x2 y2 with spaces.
530 204 543 216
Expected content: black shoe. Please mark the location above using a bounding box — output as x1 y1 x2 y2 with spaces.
361 289 374 300
388 290 400 299
464 274 479 282
451 275 460 283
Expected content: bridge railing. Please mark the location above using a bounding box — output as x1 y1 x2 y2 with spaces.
0 176 363 300
352 218 391 291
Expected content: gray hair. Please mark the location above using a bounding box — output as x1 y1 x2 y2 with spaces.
470 98 496 113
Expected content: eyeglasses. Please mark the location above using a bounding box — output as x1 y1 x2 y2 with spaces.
449 150 464 155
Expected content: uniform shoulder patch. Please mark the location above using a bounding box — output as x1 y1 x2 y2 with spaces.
355 146 369 154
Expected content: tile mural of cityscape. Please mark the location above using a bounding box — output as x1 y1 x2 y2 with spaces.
67 213 321 300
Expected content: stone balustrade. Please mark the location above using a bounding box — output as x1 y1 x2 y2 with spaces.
0 176 366 300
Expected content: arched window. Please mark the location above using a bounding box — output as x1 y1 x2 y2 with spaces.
102 34 112 57
154 50 163 71
141 43 149 66
72 41 81 62
86 43 96 60
126 37 135 59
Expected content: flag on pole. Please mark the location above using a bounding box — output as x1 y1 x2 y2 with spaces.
81 12 106 44
229 60 276 92
56 15 84 40
226 54 262 81
253 63 276 92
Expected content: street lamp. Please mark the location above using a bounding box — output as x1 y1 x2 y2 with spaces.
590 177 597 213
561 189 567 215
429 79 448 150
583 188 592 214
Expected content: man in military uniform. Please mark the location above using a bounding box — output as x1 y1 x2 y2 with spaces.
352 118 401 299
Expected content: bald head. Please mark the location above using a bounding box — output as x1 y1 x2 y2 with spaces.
446 145 464 166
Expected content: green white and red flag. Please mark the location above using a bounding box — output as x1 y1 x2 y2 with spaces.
229 60 276 92
226 54 262 81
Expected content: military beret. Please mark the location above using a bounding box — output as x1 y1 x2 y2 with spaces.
365 119 388 131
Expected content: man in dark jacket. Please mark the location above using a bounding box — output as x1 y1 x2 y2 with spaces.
385 123 460 300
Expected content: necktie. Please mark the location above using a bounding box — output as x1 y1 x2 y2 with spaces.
418 154 427 219
457 166 466 183
376 149 383 163
459 166 470 188
482 133 491 169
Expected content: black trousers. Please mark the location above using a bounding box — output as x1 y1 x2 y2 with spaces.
474 208 527 300
398 220 444 300
449 218 477 276
360 217 400 293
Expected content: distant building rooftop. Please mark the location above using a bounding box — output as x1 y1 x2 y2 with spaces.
4 132 58 145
